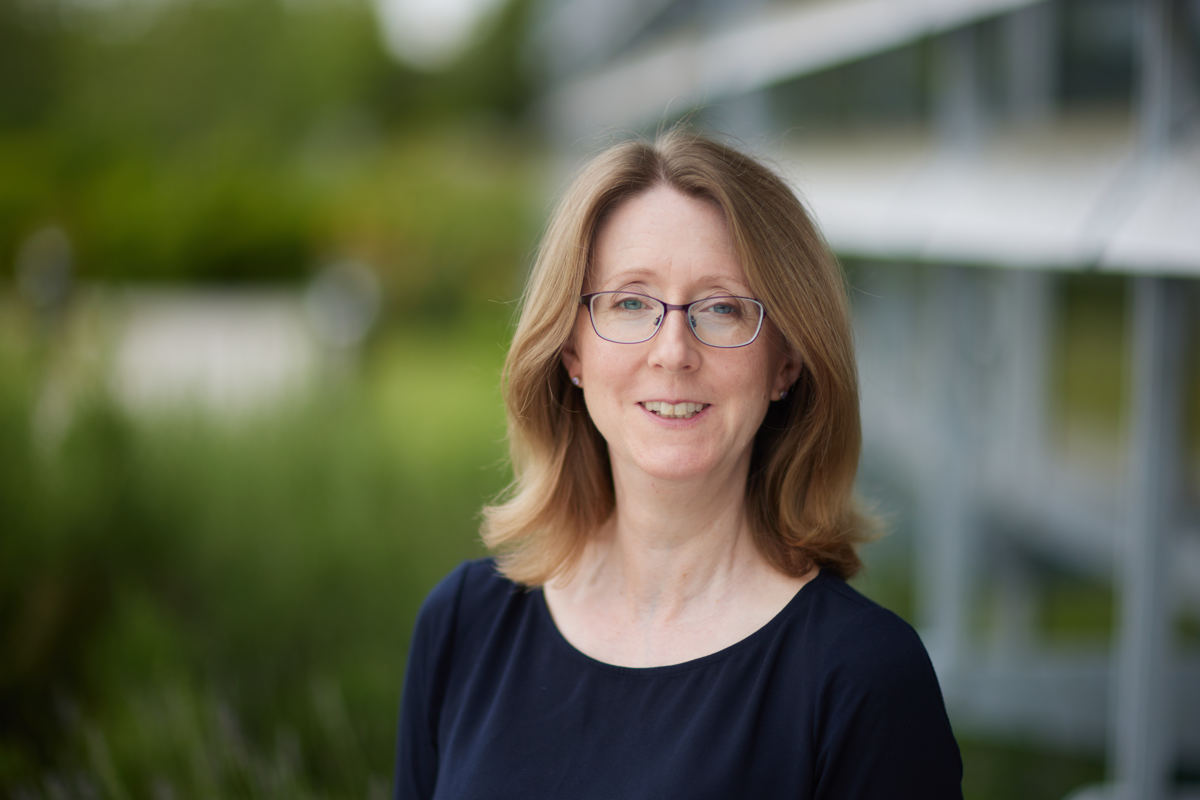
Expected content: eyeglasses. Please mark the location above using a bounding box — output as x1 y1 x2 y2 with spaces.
580 291 766 348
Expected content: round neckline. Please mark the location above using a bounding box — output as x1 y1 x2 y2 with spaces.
533 570 825 676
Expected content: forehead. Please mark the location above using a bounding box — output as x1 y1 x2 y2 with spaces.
589 185 745 290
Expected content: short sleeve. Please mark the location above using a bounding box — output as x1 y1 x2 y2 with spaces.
813 608 963 800
393 564 468 800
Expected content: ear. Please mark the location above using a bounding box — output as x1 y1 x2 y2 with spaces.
772 346 803 400
561 334 582 382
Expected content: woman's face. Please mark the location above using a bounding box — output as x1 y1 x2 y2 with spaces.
561 185 799 487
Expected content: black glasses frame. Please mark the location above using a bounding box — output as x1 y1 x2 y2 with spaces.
579 291 766 349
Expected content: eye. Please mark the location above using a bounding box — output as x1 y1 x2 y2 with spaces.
618 297 646 311
696 297 745 318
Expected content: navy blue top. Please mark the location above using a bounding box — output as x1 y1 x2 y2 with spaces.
394 558 962 799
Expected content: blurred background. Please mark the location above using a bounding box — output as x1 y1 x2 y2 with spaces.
1 0 1197 798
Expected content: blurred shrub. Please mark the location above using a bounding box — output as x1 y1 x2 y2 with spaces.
0 321 507 795
0 0 541 303
0 0 540 790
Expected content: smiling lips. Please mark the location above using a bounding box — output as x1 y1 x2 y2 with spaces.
640 400 709 419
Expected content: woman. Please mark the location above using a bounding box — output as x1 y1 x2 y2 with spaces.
394 130 962 798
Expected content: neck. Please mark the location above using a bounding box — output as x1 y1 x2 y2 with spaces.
578 460 764 620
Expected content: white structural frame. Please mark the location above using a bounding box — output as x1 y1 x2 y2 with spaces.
535 1 1200 798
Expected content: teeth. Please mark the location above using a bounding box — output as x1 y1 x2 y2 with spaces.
643 401 706 419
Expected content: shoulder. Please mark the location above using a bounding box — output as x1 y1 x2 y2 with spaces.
806 573 955 734
800 574 962 795
396 559 519 796
801 571 932 673
412 557 525 650
415 557 515 628
794 572 950 720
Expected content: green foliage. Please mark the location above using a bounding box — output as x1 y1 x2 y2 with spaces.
0 0 542 291
1051 273 1129 446
960 734 1105 800
0 1 541 789
314 128 543 319
0 320 506 795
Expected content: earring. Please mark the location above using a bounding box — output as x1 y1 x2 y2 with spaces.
778 389 788 401
571 376 581 387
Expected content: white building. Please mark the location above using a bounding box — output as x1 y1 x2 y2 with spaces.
528 2 1200 798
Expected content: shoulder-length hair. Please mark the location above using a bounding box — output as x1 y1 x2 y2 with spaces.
482 129 872 586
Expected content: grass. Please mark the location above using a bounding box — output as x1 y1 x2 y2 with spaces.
0 314 507 796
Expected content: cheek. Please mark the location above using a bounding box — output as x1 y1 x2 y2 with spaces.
573 322 603 379
735 349 779 397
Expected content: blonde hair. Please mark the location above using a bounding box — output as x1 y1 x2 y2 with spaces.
482 129 872 586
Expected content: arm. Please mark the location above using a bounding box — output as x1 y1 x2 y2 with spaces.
393 566 466 800
813 609 963 800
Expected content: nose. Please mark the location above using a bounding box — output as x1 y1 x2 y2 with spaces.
647 306 700 371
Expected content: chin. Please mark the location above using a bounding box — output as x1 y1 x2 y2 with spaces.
632 452 729 483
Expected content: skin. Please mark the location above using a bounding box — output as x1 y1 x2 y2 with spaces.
550 185 814 668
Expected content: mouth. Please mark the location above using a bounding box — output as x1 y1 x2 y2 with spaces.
639 401 709 420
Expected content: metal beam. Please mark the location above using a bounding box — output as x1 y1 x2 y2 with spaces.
541 0 1048 138
1110 276 1188 800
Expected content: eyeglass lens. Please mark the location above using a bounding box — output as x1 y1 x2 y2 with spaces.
587 291 763 347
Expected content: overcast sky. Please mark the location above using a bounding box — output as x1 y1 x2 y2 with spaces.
371 0 507 69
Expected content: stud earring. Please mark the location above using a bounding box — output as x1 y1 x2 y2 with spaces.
571 376 581 387
778 389 788 401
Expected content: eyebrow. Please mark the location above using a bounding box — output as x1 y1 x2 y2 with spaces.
602 269 750 293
